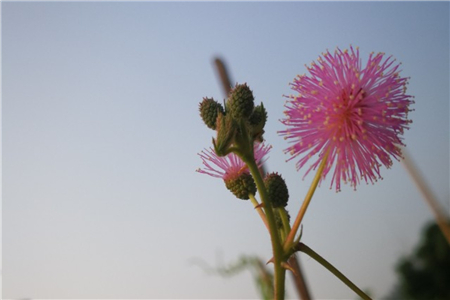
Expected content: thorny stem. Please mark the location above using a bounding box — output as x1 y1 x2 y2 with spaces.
284 150 330 251
298 243 372 300
248 167 309 300
212 58 291 299
244 156 286 300
249 194 269 232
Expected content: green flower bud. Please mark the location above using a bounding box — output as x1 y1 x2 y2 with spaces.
213 112 236 156
225 173 257 200
228 83 254 121
199 97 225 130
264 172 289 208
249 103 267 142
284 209 291 224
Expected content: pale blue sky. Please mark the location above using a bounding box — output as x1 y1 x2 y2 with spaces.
2 1 449 299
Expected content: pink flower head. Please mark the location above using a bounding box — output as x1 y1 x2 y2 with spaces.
197 143 271 181
279 46 414 191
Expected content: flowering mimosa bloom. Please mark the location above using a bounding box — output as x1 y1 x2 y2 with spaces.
280 46 414 191
197 143 271 181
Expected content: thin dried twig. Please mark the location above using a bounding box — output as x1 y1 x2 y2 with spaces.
214 57 233 97
288 254 312 300
401 148 450 245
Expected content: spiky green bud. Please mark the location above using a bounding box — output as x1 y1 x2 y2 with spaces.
228 83 254 121
213 112 236 156
249 103 267 142
199 97 225 130
284 209 291 224
264 172 289 208
225 173 257 200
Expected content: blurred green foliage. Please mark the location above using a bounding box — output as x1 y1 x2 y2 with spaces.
192 255 274 300
391 222 450 300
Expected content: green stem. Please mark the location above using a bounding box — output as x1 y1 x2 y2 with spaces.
244 157 285 300
276 209 287 242
279 208 291 243
249 194 269 231
297 243 372 300
284 150 330 251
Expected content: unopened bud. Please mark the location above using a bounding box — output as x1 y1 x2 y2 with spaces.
213 112 236 156
249 103 267 141
225 173 257 200
228 83 254 121
199 97 224 130
264 172 289 208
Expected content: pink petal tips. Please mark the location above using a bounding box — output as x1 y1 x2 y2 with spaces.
197 143 272 181
279 46 414 191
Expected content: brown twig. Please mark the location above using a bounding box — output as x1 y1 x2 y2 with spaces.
401 148 450 245
214 57 233 97
288 254 312 300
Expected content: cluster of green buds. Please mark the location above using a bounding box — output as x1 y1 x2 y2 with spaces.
199 83 267 157
198 83 269 200
199 83 290 211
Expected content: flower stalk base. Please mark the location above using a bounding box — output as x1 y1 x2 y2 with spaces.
297 243 372 300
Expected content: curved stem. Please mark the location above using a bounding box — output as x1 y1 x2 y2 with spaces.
284 150 329 251
298 243 372 300
249 194 269 232
245 158 285 300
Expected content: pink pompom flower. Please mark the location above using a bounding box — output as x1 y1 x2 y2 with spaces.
279 46 414 191
197 143 271 181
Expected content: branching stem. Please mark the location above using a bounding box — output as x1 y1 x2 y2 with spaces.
249 194 269 232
